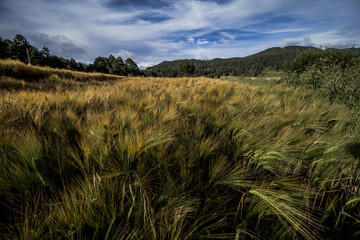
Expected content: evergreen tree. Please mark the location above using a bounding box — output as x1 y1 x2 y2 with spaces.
179 61 195 76
107 55 116 74
0 37 9 59
66 58 79 71
28 46 42 65
93 57 108 73
40 46 50 58
109 55 125 75
125 58 139 76
12 34 30 63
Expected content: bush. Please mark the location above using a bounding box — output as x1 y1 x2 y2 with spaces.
284 48 360 108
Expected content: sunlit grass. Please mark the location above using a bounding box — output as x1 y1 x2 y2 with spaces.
0 62 359 239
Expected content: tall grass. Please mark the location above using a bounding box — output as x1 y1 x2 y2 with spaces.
0 61 359 239
0 59 122 89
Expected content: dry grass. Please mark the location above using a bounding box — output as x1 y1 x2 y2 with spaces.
0 59 123 84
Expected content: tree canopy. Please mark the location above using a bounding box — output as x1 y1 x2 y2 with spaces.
0 34 142 76
284 47 360 108
146 46 320 77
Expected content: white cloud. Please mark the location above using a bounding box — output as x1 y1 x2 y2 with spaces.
262 28 308 34
220 32 236 40
197 39 210 45
187 37 195 44
282 36 315 47
110 49 135 60
282 31 360 48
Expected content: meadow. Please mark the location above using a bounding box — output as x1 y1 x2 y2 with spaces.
0 60 360 239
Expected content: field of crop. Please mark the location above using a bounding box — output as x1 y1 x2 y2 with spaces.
0 60 359 239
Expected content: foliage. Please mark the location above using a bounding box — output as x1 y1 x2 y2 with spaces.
1 63 360 239
86 55 139 76
284 47 360 108
178 61 195 76
146 46 316 77
124 58 140 76
0 34 142 76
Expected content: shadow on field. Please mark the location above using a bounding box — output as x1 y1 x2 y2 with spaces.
345 142 360 159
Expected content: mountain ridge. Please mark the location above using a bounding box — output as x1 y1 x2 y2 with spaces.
146 46 359 77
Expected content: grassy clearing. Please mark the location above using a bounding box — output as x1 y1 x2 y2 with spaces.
0 61 359 239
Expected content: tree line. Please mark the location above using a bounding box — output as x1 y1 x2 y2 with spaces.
3 34 359 79
146 46 320 77
0 34 142 76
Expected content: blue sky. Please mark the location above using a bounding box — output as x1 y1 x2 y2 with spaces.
0 0 359 68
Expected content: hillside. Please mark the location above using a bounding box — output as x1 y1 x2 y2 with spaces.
147 46 360 77
0 59 125 92
146 46 315 77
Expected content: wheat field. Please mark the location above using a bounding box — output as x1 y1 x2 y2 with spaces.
0 60 359 239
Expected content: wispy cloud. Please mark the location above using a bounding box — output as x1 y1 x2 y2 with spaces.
220 32 236 40
282 30 360 49
197 39 210 45
0 0 359 67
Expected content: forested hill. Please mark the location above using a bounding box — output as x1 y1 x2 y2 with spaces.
146 46 317 77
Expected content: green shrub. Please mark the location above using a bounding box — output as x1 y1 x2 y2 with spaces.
284 48 360 108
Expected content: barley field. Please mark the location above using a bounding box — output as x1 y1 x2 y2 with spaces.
0 60 359 239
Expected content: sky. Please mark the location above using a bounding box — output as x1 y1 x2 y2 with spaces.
1 0 359 68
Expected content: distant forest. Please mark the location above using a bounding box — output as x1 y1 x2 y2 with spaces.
147 46 360 77
0 34 141 76
1 34 359 78
146 46 315 77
